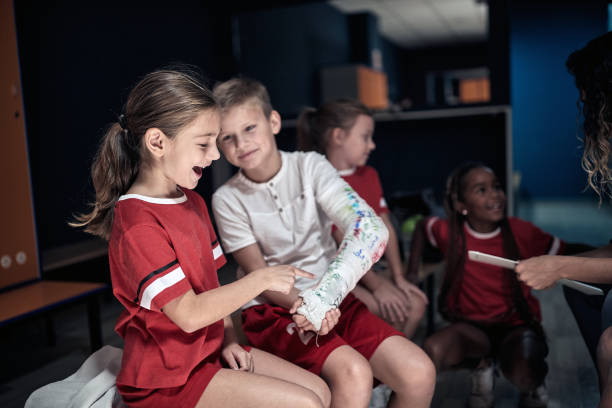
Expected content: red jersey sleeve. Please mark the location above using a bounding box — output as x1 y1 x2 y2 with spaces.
509 217 565 258
368 167 389 215
425 216 448 250
114 224 192 312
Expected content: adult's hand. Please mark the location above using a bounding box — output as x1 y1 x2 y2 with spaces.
516 255 564 290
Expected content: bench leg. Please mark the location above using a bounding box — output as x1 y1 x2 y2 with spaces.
87 296 103 352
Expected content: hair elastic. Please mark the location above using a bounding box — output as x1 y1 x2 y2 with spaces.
118 114 128 131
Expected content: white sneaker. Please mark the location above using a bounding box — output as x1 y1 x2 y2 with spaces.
519 384 548 408
369 384 392 408
468 361 495 408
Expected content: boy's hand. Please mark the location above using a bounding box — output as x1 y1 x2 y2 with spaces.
290 298 341 335
221 342 253 372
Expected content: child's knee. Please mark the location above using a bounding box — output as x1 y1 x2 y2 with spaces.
298 389 329 408
410 295 427 320
344 356 373 386
328 354 373 390
599 326 612 361
311 377 332 408
423 336 443 363
408 349 436 387
500 353 548 391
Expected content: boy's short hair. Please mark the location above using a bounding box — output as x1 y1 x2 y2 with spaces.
213 77 273 118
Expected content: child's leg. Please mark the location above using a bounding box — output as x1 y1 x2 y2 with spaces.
320 345 374 408
496 326 548 392
242 302 372 407
352 280 425 338
369 335 436 408
251 348 331 407
423 322 490 371
598 327 612 406
402 293 426 338
197 348 330 408
351 283 381 316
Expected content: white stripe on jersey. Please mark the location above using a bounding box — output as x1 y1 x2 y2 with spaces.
140 266 186 310
380 197 387 208
426 217 439 248
213 244 223 260
548 237 561 255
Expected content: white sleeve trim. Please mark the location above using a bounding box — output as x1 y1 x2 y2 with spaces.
548 237 561 255
212 243 223 260
140 266 186 310
426 217 439 248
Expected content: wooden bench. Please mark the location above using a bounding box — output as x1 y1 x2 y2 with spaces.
0 280 108 352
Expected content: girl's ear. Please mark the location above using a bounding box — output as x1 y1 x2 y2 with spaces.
451 192 467 215
144 128 166 158
331 127 345 146
454 200 467 216
269 110 282 135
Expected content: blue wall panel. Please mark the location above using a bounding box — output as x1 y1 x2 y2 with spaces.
510 3 606 198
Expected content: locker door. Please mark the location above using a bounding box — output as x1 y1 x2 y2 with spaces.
0 0 40 287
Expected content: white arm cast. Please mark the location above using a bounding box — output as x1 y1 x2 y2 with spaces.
297 185 388 330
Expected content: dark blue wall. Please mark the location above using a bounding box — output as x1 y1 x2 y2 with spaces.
236 3 351 116
15 0 234 250
236 4 414 115
510 2 607 198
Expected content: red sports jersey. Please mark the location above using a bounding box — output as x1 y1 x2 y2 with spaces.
425 216 564 325
109 188 226 389
339 166 389 215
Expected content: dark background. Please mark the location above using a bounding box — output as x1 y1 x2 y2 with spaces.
11 0 609 264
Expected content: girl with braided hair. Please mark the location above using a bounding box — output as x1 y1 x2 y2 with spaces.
408 162 565 408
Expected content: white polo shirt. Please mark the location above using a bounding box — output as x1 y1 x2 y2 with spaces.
212 151 357 307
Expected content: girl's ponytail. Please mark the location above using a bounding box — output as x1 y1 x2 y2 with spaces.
70 119 140 240
296 106 319 152
296 99 372 155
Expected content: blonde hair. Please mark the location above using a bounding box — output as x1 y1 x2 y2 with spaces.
213 77 273 117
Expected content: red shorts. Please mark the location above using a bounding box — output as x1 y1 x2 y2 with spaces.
117 345 251 408
242 293 404 375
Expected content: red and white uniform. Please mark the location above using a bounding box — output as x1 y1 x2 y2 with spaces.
109 189 225 398
338 166 389 216
425 216 564 325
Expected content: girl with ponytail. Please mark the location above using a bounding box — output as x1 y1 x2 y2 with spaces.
72 68 330 408
296 99 428 339
408 162 564 408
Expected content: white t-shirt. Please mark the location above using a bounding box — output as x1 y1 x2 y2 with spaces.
213 151 373 308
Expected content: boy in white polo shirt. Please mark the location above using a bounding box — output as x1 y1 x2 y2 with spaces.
211 77 435 408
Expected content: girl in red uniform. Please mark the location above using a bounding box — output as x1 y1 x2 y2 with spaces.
297 99 427 338
72 68 330 408
408 162 564 408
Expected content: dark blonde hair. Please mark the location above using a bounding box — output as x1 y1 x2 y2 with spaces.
566 32 612 201
212 77 273 117
71 68 216 240
296 99 372 154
